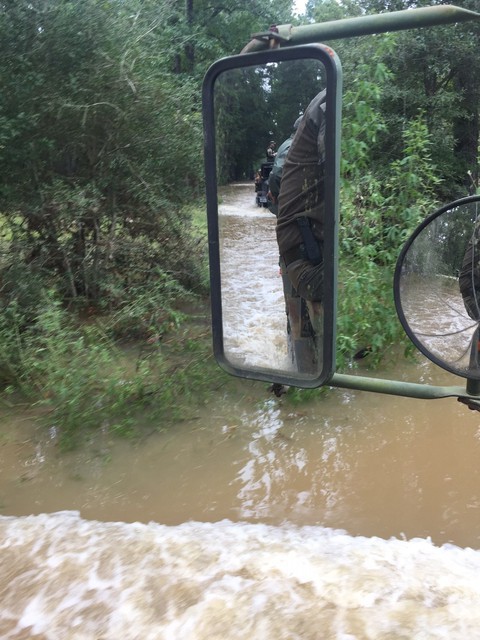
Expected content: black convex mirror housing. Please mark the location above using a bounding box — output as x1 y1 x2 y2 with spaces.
395 195 480 382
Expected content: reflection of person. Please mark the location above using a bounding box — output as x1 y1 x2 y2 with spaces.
276 89 325 302
266 141 276 161
267 116 302 217
459 226 480 321
275 89 326 372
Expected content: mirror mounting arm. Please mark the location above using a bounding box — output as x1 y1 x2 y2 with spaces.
240 5 480 54
458 397 480 413
328 373 480 403
241 26 289 53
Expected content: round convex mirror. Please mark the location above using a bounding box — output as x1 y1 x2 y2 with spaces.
394 195 480 380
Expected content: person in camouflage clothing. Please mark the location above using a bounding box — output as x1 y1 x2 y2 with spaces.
276 89 326 304
275 90 326 373
459 221 480 372
267 116 302 217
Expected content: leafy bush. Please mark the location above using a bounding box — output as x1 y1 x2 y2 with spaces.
0 276 219 448
338 61 442 367
0 0 205 310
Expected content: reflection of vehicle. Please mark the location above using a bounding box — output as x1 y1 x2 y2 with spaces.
255 162 273 207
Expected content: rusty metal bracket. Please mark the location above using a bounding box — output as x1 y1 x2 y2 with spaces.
251 26 289 44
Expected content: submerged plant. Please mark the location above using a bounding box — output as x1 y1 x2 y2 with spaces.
0 283 224 448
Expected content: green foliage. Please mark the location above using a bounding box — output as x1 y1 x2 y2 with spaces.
163 0 293 77
0 286 223 448
1 0 479 430
215 67 270 182
109 269 191 340
0 0 298 444
336 259 407 367
326 29 451 367
214 57 329 182
359 0 480 194
338 109 442 366
0 292 147 440
0 0 205 307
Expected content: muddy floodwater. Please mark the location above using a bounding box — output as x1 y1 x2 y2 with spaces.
2 183 480 639
2 356 480 547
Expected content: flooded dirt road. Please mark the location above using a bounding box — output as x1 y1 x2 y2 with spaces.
2 354 480 547
2 183 480 639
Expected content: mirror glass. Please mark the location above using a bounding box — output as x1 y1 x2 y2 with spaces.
212 57 331 383
395 196 480 379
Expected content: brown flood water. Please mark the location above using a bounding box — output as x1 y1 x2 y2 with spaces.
1 356 480 548
1 184 480 549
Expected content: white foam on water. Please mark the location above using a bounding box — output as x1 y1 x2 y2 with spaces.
218 190 293 371
1 512 480 639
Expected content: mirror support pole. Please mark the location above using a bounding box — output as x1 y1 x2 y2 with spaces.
243 6 480 54
328 373 480 402
466 378 480 396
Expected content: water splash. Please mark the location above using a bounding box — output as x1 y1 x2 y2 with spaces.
1 512 480 639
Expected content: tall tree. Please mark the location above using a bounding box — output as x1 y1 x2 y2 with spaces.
168 0 294 77
0 0 205 303
348 0 480 194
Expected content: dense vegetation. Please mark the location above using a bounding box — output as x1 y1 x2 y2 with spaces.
0 0 478 442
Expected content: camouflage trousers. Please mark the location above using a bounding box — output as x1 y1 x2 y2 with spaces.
279 257 323 374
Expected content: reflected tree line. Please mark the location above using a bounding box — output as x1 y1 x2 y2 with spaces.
215 60 325 182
